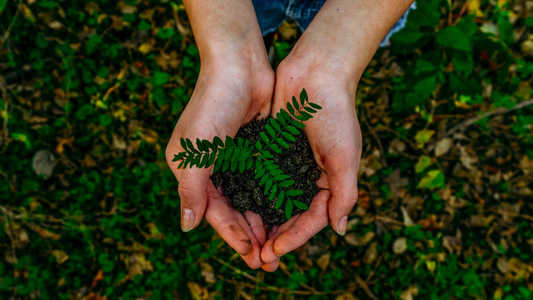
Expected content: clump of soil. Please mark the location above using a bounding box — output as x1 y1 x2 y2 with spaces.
211 118 320 226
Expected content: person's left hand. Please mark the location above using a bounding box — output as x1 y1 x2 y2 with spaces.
259 54 363 272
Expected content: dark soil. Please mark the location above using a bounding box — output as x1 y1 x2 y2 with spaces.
211 118 320 226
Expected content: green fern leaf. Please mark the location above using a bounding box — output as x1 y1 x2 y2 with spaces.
266 124 276 138
279 180 294 187
246 157 253 170
178 160 185 169
280 109 291 121
255 140 262 151
230 148 241 161
224 148 233 160
273 174 290 181
264 179 273 195
192 154 201 166
286 126 300 135
275 192 285 209
309 102 322 110
186 139 199 154
196 138 207 152
276 112 286 125
173 152 186 162
269 168 283 176
207 150 217 166
300 88 308 105
239 159 245 173
285 200 293 220
262 151 274 158
237 138 244 147
269 185 277 201
260 132 270 144
290 120 305 129
213 156 223 172
198 153 209 168
300 111 313 119
304 106 317 114
180 138 188 152
286 190 303 196
292 96 299 110
259 174 269 185
213 136 224 147
222 159 230 172
270 118 280 131
255 168 266 179
292 200 309 210
281 132 296 142
269 144 282 154
202 139 213 149
230 159 238 172
287 102 294 115
276 138 289 148
225 136 236 147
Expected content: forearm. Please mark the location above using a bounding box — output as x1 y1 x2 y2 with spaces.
288 0 415 81
182 0 267 66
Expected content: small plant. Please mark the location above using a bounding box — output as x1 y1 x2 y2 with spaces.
173 88 322 219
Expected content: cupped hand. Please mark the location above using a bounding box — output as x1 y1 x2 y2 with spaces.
260 58 363 271
165 60 274 269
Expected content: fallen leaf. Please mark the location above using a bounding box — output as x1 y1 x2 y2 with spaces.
435 138 453 157
92 270 104 287
400 285 419 300
187 282 208 300
400 206 415 226
415 129 435 148
393 237 407 254
200 262 216 284
32 150 56 179
316 253 330 271
363 242 378 265
345 232 375 247
51 250 69 264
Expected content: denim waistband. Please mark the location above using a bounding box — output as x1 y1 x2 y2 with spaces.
252 0 417 47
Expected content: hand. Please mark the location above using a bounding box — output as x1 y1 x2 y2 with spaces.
260 55 363 271
165 59 275 269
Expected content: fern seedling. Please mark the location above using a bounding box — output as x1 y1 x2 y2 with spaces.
173 88 322 220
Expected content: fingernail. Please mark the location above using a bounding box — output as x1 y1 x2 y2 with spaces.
337 215 348 236
181 208 195 232
275 252 284 257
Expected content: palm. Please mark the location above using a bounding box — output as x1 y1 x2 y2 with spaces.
260 68 362 271
166 66 274 269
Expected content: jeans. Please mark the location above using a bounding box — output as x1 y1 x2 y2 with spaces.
252 0 416 47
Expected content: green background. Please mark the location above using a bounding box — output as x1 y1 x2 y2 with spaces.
1 0 533 299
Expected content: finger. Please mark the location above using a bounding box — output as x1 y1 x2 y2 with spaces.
229 209 263 269
244 211 267 247
204 183 253 256
261 214 302 264
272 190 330 257
166 140 210 232
261 259 280 272
324 145 360 236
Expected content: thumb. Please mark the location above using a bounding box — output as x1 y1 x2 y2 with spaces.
166 142 210 232
176 168 210 232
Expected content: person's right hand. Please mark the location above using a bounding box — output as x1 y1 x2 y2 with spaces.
165 57 274 269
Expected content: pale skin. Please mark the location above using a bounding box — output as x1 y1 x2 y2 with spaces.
165 0 415 271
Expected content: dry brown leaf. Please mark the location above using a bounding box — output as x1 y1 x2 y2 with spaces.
435 138 453 157
200 262 216 284
316 253 330 271
187 282 208 300
32 149 56 179
400 206 415 226
345 232 375 247
400 285 419 300
393 237 407 254
51 250 69 264
363 242 378 265
335 294 360 300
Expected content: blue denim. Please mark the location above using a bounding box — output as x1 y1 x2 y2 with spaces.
252 0 416 47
